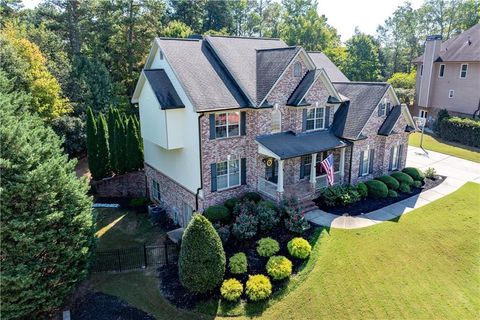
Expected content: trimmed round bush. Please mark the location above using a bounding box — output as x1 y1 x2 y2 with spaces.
356 182 368 198
246 275 272 301
391 172 414 186
232 212 258 240
413 180 422 188
266 256 293 280
204 205 231 224
242 192 262 203
375 175 400 190
403 167 425 181
365 180 389 199
257 201 279 231
287 237 312 259
179 215 226 293
257 237 280 257
229 252 247 274
224 198 238 213
387 190 398 198
220 278 243 301
398 182 411 193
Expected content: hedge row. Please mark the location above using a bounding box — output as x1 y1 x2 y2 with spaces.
437 116 480 148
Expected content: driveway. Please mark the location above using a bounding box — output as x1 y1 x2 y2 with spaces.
305 146 480 229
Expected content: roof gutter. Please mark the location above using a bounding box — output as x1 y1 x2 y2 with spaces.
195 113 204 211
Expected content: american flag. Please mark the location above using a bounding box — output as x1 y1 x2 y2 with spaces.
321 154 334 186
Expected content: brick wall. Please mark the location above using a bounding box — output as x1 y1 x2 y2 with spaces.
91 171 146 198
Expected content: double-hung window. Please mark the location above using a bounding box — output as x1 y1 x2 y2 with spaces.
359 149 374 177
216 159 240 190
448 89 454 98
306 107 325 131
151 180 161 201
391 145 400 170
439 64 445 77
460 64 468 78
215 112 240 138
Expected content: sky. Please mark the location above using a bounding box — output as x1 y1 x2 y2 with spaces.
22 0 424 41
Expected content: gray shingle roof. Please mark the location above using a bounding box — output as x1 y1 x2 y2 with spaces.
257 47 301 104
157 38 250 111
205 35 288 104
378 105 402 136
332 82 390 140
256 130 348 160
413 24 480 63
287 69 321 106
143 69 184 109
308 52 349 82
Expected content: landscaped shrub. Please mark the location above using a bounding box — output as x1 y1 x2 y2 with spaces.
375 175 400 190
179 215 226 293
413 180 422 188
320 185 360 207
433 109 450 134
257 201 279 231
402 167 425 182
391 171 414 186
424 167 436 179
224 198 239 213
129 197 149 207
266 256 293 280
287 237 312 259
356 182 368 198
438 116 480 147
242 192 263 203
398 182 411 193
229 252 248 274
387 190 398 198
281 196 310 234
245 275 272 301
233 200 257 217
204 205 231 224
220 278 243 301
232 212 258 240
256 237 280 257
365 180 389 199
213 223 230 244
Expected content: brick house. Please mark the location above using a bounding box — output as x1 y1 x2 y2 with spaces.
132 36 416 227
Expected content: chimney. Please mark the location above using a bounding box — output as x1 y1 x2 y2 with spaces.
418 35 442 108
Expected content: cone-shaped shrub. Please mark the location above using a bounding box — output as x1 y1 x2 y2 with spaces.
96 113 110 178
86 107 100 180
179 214 226 293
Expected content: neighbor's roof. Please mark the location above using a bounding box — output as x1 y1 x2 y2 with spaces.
256 130 348 160
378 105 402 136
307 52 349 82
412 24 480 63
157 37 250 111
332 82 390 140
143 69 184 109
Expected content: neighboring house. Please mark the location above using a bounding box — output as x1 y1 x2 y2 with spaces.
412 24 480 124
132 36 416 227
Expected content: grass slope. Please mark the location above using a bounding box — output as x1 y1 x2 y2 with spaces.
409 132 480 163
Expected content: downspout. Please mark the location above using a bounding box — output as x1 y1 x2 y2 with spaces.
195 113 205 211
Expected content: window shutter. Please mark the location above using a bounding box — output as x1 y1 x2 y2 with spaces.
302 108 307 131
240 111 246 135
241 158 246 185
398 144 404 169
210 163 217 192
369 149 375 174
389 147 394 171
209 114 215 140
325 106 331 128
300 158 305 179
358 151 364 177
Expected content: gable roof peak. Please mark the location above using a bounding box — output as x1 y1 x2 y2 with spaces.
206 34 282 41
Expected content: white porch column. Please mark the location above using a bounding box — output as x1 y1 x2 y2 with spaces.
309 153 317 185
340 148 346 182
277 159 284 193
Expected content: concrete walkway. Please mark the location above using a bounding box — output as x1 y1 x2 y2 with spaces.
305 146 480 229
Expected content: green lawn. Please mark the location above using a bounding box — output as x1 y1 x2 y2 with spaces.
409 132 480 163
91 183 480 319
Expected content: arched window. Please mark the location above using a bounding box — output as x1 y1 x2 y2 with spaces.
293 62 302 77
271 104 281 133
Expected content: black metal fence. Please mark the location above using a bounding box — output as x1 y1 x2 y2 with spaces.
92 242 178 272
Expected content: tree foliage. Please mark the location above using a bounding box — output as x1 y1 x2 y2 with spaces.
344 30 381 81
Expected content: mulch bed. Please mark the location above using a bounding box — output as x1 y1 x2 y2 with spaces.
158 223 316 310
314 175 446 216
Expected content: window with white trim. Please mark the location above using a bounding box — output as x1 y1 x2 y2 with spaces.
378 102 386 116
439 64 445 77
360 150 370 176
460 64 468 78
391 145 400 170
293 62 302 77
419 109 428 118
151 180 161 201
306 107 325 131
215 112 240 138
271 105 281 133
216 159 240 190
448 89 454 98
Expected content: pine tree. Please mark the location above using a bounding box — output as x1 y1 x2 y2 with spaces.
86 107 101 180
114 117 127 174
107 107 116 171
96 113 110 178
133 116 144 169
125 116 137 172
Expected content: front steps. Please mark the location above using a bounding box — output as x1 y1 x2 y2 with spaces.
299 199 318 214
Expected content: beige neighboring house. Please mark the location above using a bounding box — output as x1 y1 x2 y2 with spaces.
412 24 480 125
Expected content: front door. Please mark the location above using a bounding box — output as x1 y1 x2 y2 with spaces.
265 158 278 183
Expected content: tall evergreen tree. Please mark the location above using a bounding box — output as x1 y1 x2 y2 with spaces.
125 116 137 172
86 107 101 180
114 117 127 174
96 112 110 178
107 107 117 171
344 30 381 81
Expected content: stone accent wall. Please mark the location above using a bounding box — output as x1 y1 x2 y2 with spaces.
91 171 146 198
145 163 200 227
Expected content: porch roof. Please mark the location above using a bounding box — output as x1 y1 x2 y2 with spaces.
256 130 349 160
